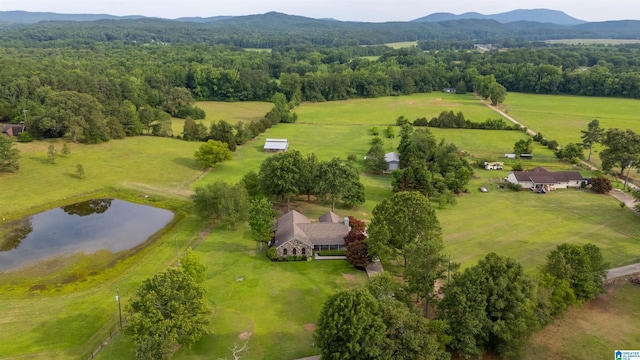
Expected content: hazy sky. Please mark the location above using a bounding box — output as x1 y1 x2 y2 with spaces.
1 0 637 22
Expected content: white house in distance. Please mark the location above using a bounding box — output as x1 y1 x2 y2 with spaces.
384 152 400 171
264 138 288 152
507 166 586 192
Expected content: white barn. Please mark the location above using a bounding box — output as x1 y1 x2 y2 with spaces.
264 138 288 152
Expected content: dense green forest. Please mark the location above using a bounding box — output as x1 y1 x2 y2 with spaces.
3 15 640 142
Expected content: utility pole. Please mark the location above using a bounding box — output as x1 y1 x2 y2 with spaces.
22 109 27 123
116 289 122 329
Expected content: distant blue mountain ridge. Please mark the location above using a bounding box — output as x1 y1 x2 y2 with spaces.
0 8 588 26
412 9 587 26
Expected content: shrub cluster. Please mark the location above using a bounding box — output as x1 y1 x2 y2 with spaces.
589 176 612 194
506 182 522 191
413 111 519 130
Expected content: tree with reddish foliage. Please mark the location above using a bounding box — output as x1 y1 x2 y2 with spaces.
346 240 373 268
589 176 612 194
348 216 366 233
344 229 366 245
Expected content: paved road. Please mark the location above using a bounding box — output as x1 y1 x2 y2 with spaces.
365 259 384 278
607 263 640 280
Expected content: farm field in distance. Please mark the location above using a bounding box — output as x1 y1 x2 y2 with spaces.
502 92 640 146
171 101 272 135
545 39 640 45
1 93 640 359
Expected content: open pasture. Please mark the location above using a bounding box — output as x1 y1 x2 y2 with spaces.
171 101 272 135
295 93 508 126
545 39 640 45
439 178 640 273
0 136 203 220
503 92 640 145
192 122 534 206
383 41 418 48
523 281 640 360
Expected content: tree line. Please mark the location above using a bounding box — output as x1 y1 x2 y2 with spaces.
191 150 365 231
6 40 640 143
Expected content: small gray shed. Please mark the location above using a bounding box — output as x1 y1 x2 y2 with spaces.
384 152 400 171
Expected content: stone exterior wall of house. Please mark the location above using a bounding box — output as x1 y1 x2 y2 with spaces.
277 238 312 258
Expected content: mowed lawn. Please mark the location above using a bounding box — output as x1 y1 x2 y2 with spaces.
502 92 640 145
95 226 368 360
440 175 640 273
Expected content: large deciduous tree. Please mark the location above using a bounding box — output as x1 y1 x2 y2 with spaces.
404 241 449 317
488 82 508 105
580 119 604 162
541 243 608 301
315 288 386 360
364 142 388 174
259 150 303 209
437 253 538 359
513 138 533 156
194 139 232 168
248 198 276 250
314 157 365 211
367 191 441 267
600 128 640 177
32 91 108 143
0 134 20 171
125 264 209 360
192 181 249 229
298 153 319 201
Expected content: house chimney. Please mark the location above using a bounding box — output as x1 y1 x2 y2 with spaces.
344 217 350 229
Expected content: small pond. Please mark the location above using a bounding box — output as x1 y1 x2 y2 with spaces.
0 199 174 272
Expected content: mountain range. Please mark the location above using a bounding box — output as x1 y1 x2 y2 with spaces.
412 9 586 26
0 9 592 26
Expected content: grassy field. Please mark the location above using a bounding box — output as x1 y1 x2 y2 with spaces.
171 101 272 135
0 137 204 220
441 175 640 273
3 93 640 359
502 92 640 146
545 39 640 45
523 281 640 359
296 93 507 126
383 41 418 48
95 226 367 360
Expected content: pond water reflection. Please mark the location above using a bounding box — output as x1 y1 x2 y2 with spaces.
0 199 174 272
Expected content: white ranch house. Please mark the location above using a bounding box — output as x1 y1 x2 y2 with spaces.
507 166 586 192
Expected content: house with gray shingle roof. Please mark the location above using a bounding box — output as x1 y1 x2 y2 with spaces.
273 210 350 258
507 166 586 192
